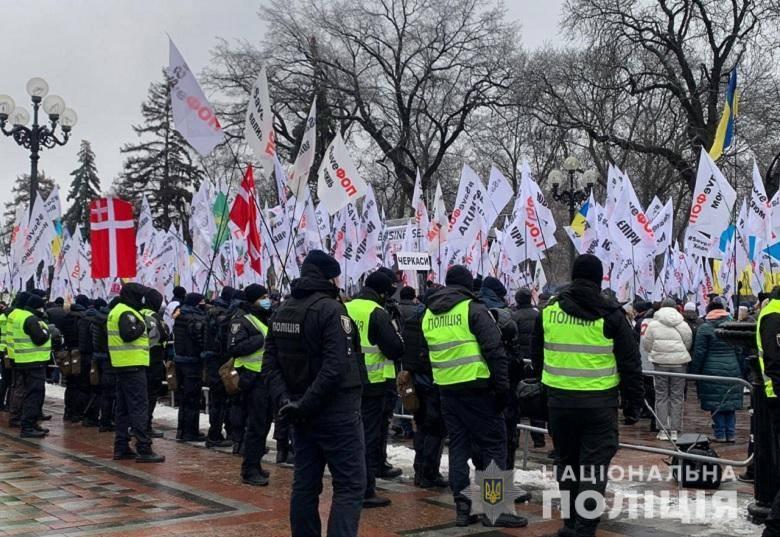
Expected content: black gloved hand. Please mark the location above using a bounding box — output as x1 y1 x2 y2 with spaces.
279 400 304 424
493 390 509 413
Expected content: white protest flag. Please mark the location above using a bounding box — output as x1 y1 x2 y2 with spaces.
9 204 27 283
353 185 382 278
735 199 751 277
313 202 330 243
317 132 369 215
646 196 663 222
273 153 289 207
605 164 625 218
531 262 547 305
608 174 656 253
411 169 430 252
517 161 557 253
747 161 770 240
245 65 277 163
650 199 673 255
51 229 74 302
685 149 737 256
427 180 448 254
485 166 513 230
17 192 55 283
190 181 217 292
168 38 224 156
136 194 154 248
502 208 541 264
288 98 316 196
444 165 488 265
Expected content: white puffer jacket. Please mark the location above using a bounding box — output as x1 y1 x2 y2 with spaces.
641 307 693 365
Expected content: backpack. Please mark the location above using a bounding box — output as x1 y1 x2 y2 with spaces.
670 433 723 489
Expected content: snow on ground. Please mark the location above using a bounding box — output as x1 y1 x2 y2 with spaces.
43 385 761 534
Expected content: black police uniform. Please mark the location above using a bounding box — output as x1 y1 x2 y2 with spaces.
112 284 164 462
173 300 206 441
511 296 545 449
78 302 100 426
91 303 115 431
53 303 89 422
531 272 644 537
142 290 168 437
398 297 446 488
203 293 234 446
17 302 52 436
264 262 366 537
228 301 270 484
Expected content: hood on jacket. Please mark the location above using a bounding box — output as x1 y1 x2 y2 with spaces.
653 306 685 327
144 288 164 313
478 286 506 309
290 264 339 299
120 283 147 311
425 285 474 314
555 279 621 321
355 286 383 305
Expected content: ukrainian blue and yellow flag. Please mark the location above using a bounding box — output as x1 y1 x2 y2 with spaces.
709 67 738 161
570 200 589 238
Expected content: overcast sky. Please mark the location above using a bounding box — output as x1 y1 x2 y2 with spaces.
0 0 564 211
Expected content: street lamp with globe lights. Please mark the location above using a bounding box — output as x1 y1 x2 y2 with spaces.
0 77 77 216
548 156 599 259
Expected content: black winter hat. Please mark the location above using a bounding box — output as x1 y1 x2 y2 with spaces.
233 290 246 302
376 266 398 283
14 291 31 309
302 250 341 279
173 286 186 300
482 276 507 298
445 265 474 291
572 254 603 285
244 284 268 303
365 271 394 295
399 286 416 300
220 286 236 301
92 297 108 310
515 288 532 306
26 295 45 310
31 288 47 298
54 297 65 306
144 289 163 312
75 294 91 308
184 292 204 307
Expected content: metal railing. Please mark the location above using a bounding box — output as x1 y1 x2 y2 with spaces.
394 369 754 470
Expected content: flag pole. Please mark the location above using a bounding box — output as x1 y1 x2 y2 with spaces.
199 153 240 296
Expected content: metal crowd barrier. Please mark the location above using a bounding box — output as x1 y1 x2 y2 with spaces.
394 369 754 470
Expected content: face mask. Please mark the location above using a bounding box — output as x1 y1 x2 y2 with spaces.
259 298 272 310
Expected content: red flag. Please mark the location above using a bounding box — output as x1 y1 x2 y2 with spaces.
229 165 262 275
90 197 137 278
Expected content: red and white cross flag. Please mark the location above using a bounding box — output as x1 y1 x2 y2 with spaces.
229 165 263 275
90 197 137 279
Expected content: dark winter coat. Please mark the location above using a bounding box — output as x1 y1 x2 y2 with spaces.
530 278 645 410
397 299 429 375
689 310 745 412
424 285 509 393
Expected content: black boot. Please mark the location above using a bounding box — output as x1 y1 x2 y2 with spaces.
242 471 269 487
455 501 480 527
135 449 165 463
362 494 391 508
482 513 528 528
113 448 137 460
276 448 288 464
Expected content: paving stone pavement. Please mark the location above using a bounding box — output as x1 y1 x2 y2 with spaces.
0 383 764 536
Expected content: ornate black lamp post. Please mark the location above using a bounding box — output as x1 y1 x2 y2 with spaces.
0 77 78 216
548 156 598 260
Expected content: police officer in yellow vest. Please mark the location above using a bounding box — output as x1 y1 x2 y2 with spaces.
14 293 53 438
532 254 644 537
757 288 780 537
108 283 165 463
0 300 10 411
228 283 271 487
6 291 32 427
422 265 527 528
345 270 404 509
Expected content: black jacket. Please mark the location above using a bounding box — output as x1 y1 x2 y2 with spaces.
352 287 404 396
530 278 644 409
228 303 266 361
91 307 110 358
424 285 509 393
116 284 148 343
264 265 363 417
511 304 539 381
204 297 232 359
78 307 96 356
398 299 429 375
759 296 780 399
173 305 206 363
52 304 85 351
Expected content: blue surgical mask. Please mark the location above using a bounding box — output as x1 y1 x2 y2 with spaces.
259 298 272 310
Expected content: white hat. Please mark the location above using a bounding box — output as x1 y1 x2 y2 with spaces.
683 302 696 312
